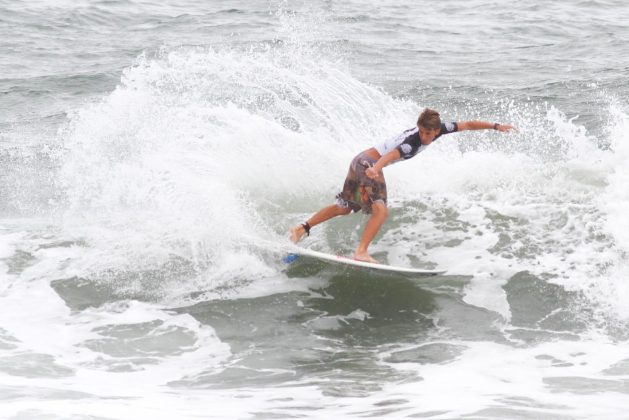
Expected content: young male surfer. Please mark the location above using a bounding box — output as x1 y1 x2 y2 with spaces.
289 108 516 263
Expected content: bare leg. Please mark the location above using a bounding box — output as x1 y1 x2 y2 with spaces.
290 204 352 243
353 201 388 263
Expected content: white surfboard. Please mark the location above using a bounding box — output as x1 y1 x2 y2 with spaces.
285 247 445 276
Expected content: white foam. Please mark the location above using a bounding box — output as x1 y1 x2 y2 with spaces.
0 229 22 259
603 103 629 251
54 46 416 300
589 102 629 320
380 337 629 418
375 103 629 325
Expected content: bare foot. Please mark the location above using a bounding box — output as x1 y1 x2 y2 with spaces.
289 225 306 243
353 251 379 264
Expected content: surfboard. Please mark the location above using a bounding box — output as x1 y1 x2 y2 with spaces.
284 247 445 276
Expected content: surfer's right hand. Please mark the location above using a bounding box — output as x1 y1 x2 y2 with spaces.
365 167 378 179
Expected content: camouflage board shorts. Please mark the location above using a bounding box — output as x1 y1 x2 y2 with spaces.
335 152 387 214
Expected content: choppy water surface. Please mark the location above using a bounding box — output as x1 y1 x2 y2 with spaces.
2 0 629 418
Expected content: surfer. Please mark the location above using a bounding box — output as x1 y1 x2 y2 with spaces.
290 108 516 263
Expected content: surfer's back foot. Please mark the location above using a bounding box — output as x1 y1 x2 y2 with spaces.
353 251 378 264
289 225 306 243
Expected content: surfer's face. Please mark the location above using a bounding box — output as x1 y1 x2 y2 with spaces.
419 126 440 144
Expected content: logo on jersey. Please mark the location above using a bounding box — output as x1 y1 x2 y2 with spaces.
400 144 412 155
445 122 455 132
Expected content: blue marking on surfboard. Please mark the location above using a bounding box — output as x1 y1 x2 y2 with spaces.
283 253 300 264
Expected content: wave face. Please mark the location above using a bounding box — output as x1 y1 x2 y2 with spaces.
2 1 629 418
56 43 629 322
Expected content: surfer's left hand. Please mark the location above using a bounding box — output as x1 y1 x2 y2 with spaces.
496 123 518 132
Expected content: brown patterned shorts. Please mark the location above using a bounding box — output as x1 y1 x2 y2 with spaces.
335 152 387 214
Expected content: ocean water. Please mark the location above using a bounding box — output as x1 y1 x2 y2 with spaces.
2 0 629 418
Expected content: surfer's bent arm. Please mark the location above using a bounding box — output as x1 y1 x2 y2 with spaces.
366 149 400 178
458 121 516 132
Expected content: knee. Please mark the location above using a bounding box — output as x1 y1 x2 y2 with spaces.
372 202 388 218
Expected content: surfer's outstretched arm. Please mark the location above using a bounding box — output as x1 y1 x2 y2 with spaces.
457 121 517 132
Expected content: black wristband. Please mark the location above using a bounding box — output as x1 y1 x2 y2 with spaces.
493 123 500 130
302 222 311 236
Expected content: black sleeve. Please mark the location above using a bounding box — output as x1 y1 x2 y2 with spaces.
432 122 458 142
395 136 418 160
441 122 458 135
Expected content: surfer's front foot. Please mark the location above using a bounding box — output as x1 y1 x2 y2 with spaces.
353 251 378 264
289 225 305 243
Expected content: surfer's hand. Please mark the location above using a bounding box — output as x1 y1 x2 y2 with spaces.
496 123 517 132
365 167 378 179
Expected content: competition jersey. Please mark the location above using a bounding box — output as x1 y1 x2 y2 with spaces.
374 122 459 161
